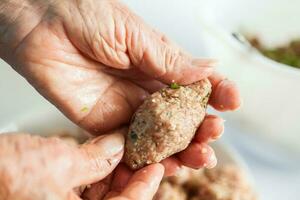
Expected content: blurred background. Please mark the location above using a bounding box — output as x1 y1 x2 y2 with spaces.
1 0 300 199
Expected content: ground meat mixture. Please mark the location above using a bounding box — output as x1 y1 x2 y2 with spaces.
154 181 187 200
125 79 212 169
154 165 257 200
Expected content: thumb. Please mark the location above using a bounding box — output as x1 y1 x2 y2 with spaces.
124 13 215 85
64 0 214 85
130 30 215 85
73 128 125 186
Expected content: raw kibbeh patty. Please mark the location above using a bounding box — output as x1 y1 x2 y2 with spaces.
125 79 212 169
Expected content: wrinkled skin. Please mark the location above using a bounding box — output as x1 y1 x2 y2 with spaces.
0 0 241 199
125 79 212 169
0 130 165 200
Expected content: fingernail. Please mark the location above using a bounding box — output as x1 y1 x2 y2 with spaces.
217 79 239 110
211 131 224 141
220 79 236 89
148 164 165 188
201 147 208 154
211 121 225 141
236 98 243 111
206 153 217 169
219 79 242 111
92 133 124 156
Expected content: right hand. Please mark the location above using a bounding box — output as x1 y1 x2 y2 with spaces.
0 131 164 200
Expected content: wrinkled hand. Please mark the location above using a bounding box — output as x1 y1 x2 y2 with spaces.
0 0 241 175
0 131 164 200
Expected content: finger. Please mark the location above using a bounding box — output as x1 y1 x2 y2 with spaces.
109 164 164 200
67 191 82 200
208 72 241 111
119 3 216 84
81 174 114 200
73 128 125 186
151 28 181 48
64 1 215 85
103 164 133 199
132 79 166 94
102 67 153 81
102 67 167 93
110 164 133 192
177 143 217 169
105 163 147 199
160 157 182 176
78 78 149 134
194 115 224 143
126 18 215 84
135 43 215 85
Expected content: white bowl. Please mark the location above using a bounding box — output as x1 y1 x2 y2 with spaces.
199 0 300 153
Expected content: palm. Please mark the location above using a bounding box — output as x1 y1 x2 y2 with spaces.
15 19 153 133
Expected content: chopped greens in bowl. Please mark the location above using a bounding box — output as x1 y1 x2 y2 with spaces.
249 37 300 69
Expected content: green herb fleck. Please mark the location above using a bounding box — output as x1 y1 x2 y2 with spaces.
81 106 89 112
166 111 173 117
130 131 138 143
170 82 180 89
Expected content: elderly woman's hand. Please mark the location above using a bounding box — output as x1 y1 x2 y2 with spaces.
0 0 240 175
0 131 164 200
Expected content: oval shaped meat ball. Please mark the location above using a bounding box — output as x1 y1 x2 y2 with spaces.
125 79 212 170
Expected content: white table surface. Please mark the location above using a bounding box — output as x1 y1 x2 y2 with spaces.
1 0 299 199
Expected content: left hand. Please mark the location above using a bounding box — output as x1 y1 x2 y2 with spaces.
0 0 241 175
0 131 164 200
82 163 164 200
